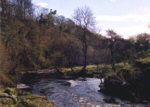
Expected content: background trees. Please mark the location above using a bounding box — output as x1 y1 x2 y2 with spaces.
0 0 150 80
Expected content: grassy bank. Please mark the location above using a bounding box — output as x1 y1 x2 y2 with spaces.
62 62 131 78
0 88 55 107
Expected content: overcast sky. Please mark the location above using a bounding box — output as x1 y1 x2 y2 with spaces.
32 0 150 38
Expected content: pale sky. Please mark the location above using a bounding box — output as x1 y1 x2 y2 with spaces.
32 0 150 38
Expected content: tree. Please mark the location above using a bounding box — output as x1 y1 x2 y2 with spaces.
135 33 150 51
73 6 95 73
13 0 33 18
106 30 120 72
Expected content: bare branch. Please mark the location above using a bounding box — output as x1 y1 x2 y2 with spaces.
73 6 95 29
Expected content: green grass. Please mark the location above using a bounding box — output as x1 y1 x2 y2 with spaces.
62 62 131 78
0 88 55 107
136 57 150 64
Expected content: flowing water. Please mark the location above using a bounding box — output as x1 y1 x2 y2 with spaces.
31 77 149 107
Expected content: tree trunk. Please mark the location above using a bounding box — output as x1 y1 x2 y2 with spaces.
81 28 87 73
110 42 116 72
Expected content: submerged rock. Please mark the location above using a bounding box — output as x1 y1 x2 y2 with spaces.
103 98 119 104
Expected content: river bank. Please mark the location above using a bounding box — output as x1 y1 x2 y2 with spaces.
0 87 55 107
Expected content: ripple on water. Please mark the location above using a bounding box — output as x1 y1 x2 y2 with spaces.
31 78 149 107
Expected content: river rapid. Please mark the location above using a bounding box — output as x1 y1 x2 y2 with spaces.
31 77 149 107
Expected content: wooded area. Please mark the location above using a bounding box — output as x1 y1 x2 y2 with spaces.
1 0 149 77
0 0 150 106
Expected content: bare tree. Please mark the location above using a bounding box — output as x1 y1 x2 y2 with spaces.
73 6 95 73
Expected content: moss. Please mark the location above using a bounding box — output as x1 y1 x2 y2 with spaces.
0 98 15 107
4 88 17 95
0 88 55 107
18 94 55 107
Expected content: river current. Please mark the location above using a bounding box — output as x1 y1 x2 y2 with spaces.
31 77 149 107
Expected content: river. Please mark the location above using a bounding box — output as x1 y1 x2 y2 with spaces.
31 77 149 107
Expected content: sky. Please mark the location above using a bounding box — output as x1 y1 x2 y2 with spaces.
32 0 150 38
